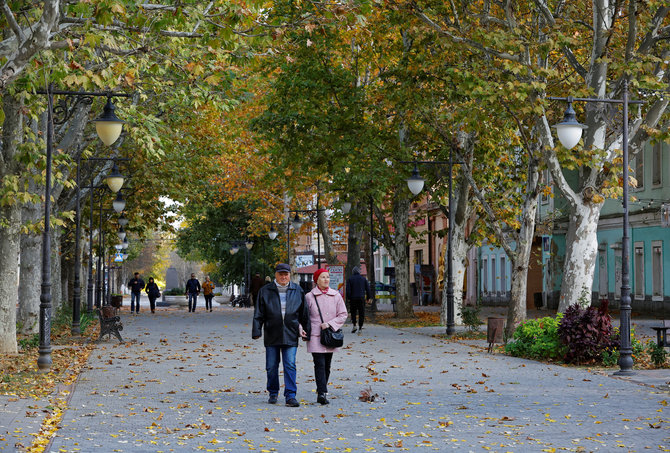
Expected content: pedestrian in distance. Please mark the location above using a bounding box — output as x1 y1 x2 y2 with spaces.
202 276 215 312
304 268 348 405
252 263 311 407
250 272 264 307
145 277 161 313
346 266 372 333
185 273 201 312
128 272 145 314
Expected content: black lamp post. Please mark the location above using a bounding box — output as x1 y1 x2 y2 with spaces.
275 219 293 263
404 159 454 335
340 197 377 311
230 240 254 296
549 80 643 375
289 208 326 269
35 87 128 370
73 158 126 333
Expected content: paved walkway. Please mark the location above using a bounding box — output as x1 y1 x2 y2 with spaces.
2 302 669 452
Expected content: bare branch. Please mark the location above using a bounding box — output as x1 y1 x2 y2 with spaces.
2 1 25 42
532 0 556 27
412 9 520 62
625 0 637 62
58 17 203 38
636 7 670 55
459 156 517 262
0 0 61 91
562 46 587 79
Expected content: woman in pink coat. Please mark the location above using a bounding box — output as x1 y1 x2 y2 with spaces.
304 268 348 405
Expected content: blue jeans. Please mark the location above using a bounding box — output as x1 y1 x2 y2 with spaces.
265 346 297 400
188 293 198 311
131 292 141 312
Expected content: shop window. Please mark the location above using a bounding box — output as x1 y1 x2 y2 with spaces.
500 256 507 293
633 153 644 190
652 142 662 186
414 249 423 266
652 241 663 300
634 242 645 300
491 257 497 293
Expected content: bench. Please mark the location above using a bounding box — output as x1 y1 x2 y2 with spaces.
96 307 124 343
651 320 670 348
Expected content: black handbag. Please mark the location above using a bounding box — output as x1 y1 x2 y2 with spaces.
314 295 344 348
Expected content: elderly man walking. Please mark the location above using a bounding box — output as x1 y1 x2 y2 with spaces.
252 263 310 407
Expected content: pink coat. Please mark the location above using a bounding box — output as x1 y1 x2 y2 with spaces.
304 287 348 353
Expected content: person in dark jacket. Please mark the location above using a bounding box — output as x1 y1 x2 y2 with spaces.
128 272 145 314
252 263 310 407
145 277 161 313
250 272 265 307
185 273 201 312
346 266 372 333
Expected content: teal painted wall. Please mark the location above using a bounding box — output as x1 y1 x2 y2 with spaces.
596 226 670 297
601 142 668 217
479 243 512 293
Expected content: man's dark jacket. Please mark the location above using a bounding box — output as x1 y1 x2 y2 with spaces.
128 277 145 294
346 270 371 300
252 282 311 347
185 278 201 294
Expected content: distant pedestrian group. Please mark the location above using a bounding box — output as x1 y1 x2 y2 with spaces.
185 273 201 312
128 272 145 314
127 272 219 314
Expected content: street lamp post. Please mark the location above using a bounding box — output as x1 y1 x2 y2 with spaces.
73 157 126 333
369 197 377 312
289 208 325 269
35 86 128 370
230 240 254 297
549 80 643 375
340 197 378 312
271 218 293 263
404 159 454 335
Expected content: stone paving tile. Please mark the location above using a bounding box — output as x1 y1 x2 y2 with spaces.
38 306 668 452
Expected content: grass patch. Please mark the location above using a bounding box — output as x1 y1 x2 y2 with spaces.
1 310 99 399
375 311 442 328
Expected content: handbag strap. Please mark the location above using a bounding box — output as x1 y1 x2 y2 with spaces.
313 293 326 324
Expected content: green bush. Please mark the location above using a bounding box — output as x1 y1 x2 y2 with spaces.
646 340 668 368
18 333 39 350
592 327 643 367
79 311 94 334
601 348 618 367
164 288 184 296
505 314 565 360
459 304 483 332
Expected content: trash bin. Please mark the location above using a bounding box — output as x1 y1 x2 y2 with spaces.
487 317 505 345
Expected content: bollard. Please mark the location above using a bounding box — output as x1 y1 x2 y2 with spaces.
487 317 505 353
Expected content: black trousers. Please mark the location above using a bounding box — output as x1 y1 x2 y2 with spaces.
204 294 214 310
349 298 365 327
312 352 333 394
148 296 157 312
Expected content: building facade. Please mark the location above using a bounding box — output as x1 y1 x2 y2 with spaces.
478 141 670 315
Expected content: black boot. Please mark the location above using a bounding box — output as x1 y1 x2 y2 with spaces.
317 393 329 405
